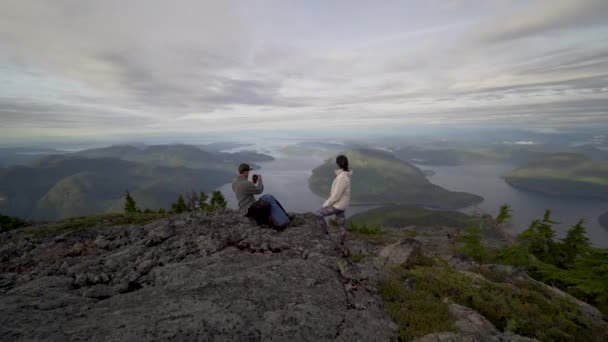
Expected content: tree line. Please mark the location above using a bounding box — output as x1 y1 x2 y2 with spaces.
460 205 608 315
124 190 227 215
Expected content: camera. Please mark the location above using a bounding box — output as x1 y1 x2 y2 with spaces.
252 174 260 183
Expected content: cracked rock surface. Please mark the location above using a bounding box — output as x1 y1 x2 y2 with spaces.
0 211 397 341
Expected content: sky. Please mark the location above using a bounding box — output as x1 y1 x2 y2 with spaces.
1 0 608 142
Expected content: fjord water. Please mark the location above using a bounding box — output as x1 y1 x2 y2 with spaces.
420 164 608 247
217 151 608 247
217 155 377 219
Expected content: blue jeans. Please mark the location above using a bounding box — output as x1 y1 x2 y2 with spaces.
315 206 346 242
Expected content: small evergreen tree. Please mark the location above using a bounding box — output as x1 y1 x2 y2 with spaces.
561 219 590 266
198 192 209 211
124 191 138 213
143 208 153 214
495 204 512 225
209 191 227 211
171 195 187 213
459 221 486 263
158 208 166 215
518 209 559 264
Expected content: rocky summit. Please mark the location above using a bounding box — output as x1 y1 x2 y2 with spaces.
0 211 396 341
1 210 607 341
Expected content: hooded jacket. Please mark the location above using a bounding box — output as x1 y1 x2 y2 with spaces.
323 169 352 210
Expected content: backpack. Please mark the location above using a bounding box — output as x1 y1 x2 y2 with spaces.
259 195 290 230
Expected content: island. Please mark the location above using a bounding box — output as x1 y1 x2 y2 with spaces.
504 153 608 200
308 149 482 210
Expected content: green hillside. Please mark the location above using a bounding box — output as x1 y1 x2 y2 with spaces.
309 149 482 209
505 153 608 199
349 205 471 228
0 157 233 220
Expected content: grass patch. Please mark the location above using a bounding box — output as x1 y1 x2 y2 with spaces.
351 253 368 263
380 264 604 342
346 221 383 235
349 205 471 229
26 212 169 238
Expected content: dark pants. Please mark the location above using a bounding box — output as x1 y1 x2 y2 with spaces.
246 199 271 225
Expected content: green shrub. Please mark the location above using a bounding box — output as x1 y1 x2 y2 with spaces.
379 275 454 341
0 213 30 232
382 265 603 341
346 221 383 235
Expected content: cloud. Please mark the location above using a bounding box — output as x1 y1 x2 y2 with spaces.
0 0 607 140
480 0 608 43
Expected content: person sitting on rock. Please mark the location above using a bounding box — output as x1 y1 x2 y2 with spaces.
314 155 352 244
231 163 291 227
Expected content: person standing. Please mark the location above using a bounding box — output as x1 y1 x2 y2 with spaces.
315 155 352 244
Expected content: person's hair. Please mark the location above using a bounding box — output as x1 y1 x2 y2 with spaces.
336 155 349 171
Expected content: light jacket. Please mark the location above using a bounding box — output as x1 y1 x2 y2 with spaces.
323 169 352 210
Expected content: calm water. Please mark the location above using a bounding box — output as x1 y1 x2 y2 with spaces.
217 155 376 218
419 164 608 247
216 150 608 247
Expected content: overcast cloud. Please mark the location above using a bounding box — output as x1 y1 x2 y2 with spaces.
1 0 607 139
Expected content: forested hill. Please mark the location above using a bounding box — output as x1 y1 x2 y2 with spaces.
309 149 482 209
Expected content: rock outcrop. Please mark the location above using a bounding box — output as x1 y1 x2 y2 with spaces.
0 211 397 341
1 210 606 341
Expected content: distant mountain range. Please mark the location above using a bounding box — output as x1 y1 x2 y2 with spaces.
394 144 608 167
308 149 482 210
0 145 274 220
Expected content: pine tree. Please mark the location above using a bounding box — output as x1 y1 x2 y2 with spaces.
198 192 209 211
518 210 559 264
495 204 512 225
124 191 138 213
561 219 590 266
209 191 227 211
459 221 486 263
171 195 187 213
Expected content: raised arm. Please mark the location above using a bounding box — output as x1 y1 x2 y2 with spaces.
243 180 264 195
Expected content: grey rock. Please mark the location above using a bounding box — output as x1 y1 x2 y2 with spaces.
83 284 118 299
449 303 499 337
447 304 539 342
414 332 481 342
375 238 422 269
0 210 397 341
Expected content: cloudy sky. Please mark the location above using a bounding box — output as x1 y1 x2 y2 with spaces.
1 0 607 141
